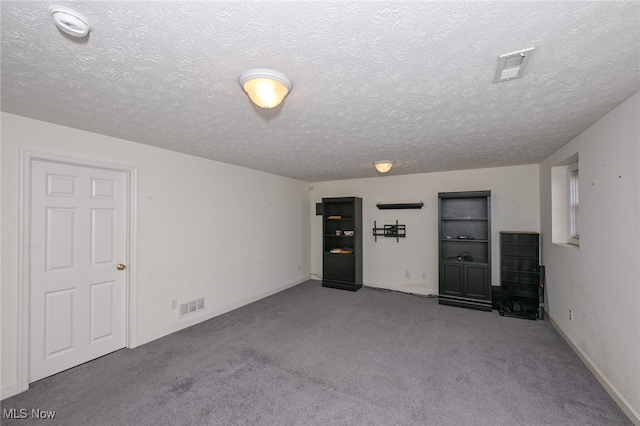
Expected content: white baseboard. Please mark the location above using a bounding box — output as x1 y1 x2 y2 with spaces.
547 312 640 426
135 277 308 347
1 382 19 401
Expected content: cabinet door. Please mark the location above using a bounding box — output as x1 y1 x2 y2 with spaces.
465 264 489 299
338 255 355 283
323 253 340 281
441 263 463 296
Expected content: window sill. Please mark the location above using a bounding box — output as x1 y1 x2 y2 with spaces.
554 242 579 249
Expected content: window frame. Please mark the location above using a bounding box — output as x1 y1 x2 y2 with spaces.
568 161 579 245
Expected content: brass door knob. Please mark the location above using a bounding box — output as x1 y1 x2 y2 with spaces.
117 263 126 270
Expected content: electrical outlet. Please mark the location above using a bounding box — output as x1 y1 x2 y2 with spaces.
422 272 427 280
297 264 301 271
569 309 573 321
171 299 177 310
405 270 410 278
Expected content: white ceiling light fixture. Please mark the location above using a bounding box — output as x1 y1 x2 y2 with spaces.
49 6 93 38
373 161 395 173
493 47 535 83
239 69 292 109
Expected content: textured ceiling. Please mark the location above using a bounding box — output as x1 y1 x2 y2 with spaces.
2 1 639 182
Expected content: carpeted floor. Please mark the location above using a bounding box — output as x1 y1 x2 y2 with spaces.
1 280 631 425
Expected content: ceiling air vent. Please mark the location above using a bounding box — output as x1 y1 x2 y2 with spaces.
493 47 535 83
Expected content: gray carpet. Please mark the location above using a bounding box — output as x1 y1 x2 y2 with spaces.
2 280 630 425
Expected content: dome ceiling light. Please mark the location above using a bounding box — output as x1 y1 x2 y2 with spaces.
49 6 93 38
373 161 395 173
239 69 292 109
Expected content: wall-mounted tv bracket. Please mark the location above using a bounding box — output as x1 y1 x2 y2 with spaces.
373 220 406 242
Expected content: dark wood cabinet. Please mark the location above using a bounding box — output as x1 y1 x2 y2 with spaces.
500 232 541 318
323 253 355 282
438 191 492 311
322 197 362 291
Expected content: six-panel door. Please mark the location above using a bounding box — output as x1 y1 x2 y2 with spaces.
30 160 127 382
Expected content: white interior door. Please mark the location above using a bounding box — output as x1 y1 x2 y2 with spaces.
30 159 127 382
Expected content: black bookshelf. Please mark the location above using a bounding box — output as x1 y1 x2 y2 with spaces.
322 197 363 291
438 191 492 311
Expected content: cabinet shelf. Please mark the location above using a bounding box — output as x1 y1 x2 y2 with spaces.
501 268 539 274
505 290 538 298
502 276 538 283
444 260 489 265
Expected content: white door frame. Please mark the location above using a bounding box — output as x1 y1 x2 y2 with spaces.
17 149 138 394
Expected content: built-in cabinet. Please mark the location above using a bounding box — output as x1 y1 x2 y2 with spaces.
500 231 541 318
438 191 492 311
322 197 363 291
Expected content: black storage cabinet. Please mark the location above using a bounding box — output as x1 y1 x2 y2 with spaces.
500 232 541 318
322 197 363 291
438 191 492 311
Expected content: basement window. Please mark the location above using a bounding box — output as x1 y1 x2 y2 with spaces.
551 154 579 247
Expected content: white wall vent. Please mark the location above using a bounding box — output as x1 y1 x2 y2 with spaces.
179 297 205 317
493 47 535 83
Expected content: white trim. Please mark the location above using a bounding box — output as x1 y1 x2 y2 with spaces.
1 382 19 400
126 168 139 348
17 149 138 394
548 313 640 425
554 242 579 250
568 162 579 245
137 277 308 346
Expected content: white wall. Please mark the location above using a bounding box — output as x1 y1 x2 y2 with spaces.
1 113 311 397
540 91 640 422
310 165 540 295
